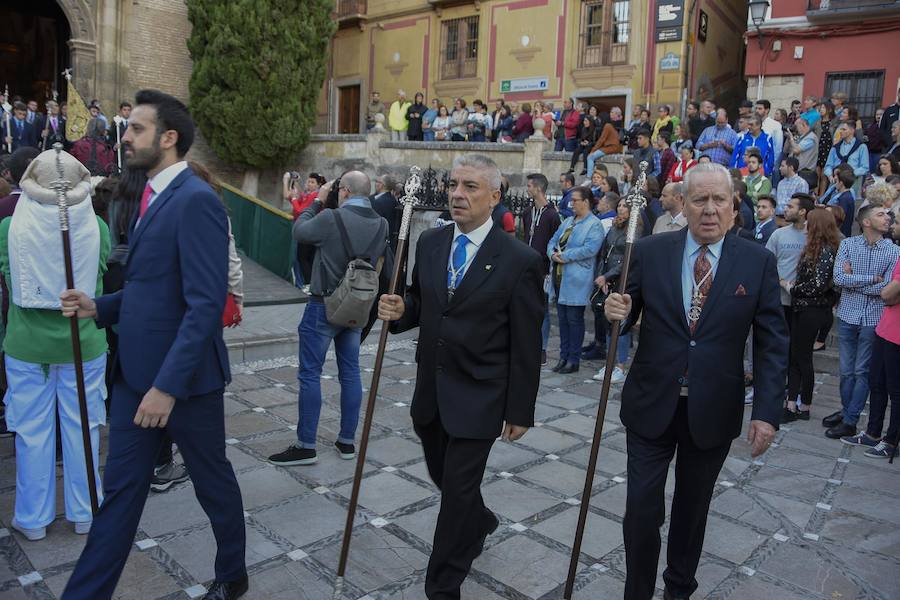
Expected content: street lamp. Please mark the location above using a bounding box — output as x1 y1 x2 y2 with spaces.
748 0 770 49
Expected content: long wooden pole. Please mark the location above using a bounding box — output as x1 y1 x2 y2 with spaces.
333 167 421 599
562 161 649 599
52 143 100 517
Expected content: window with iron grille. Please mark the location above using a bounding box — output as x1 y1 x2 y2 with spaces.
825 70 884 123
580 0 630 68
441 16 479 80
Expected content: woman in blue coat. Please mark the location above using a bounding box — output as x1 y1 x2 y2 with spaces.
547 186 606 373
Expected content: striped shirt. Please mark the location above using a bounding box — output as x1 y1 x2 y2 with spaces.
696 124 738 166
833 236 900 327
774 175 809 216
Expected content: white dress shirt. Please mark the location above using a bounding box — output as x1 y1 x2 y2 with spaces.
137 161 189 226
448 216 494 286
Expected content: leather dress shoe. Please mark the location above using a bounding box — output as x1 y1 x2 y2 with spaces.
203 575 248 600
825 421 856 439
558 362 580 374
664 589 689 600
551 359 567 372
822 410 843 428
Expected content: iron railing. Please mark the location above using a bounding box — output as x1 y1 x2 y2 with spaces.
579 28 630 68
336 0 366 18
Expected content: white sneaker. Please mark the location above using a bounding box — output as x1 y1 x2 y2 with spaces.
11 518 46 541
74 521 91 535
592 367 606 381
610 367 626 384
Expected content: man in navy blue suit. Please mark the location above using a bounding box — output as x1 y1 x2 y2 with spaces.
2 102 41 152
605 162 786 600
60 90 247 600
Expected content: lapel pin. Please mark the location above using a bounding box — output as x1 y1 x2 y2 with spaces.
485 264 492 270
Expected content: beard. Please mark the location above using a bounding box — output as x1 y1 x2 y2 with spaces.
124 136 162 171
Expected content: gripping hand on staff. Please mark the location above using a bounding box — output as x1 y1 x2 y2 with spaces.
378 294 405 321
60 289 98 319
604 292 631 322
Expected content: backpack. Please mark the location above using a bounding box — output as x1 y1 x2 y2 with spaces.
325 211 387 329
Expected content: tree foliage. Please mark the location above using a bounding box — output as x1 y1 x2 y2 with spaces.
187 0 335 170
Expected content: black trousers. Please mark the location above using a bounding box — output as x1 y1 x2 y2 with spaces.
866 334 900 445
816 308 834 344
623 397 730 600
788 306 831 405
414 417 496 600
569 143 590 171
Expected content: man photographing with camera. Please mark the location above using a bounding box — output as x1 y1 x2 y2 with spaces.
269 171 390 466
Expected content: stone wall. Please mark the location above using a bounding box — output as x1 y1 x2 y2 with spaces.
254 129 625 209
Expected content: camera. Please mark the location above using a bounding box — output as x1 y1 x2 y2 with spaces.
289 171 301 181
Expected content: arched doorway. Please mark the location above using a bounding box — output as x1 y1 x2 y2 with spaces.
0 0 72 107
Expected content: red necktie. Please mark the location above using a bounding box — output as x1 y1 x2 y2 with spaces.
690 246 713 334
139 183 153 219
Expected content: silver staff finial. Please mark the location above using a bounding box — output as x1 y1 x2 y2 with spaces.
397 166 423 242
52 143 71 232
624 160 650 243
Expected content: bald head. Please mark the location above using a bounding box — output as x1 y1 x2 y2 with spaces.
341 171 371 197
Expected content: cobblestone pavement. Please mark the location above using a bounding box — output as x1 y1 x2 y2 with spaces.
0 328 898 600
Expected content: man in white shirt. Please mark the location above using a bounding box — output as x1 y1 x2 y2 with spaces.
756 99 784 162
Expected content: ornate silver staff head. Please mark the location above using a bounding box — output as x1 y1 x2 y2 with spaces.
51 143 72 232
624 160 649 243
397 166 422 242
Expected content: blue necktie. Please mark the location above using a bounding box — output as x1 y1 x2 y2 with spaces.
447 235 470 290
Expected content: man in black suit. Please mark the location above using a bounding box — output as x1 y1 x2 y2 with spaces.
378 154 544 599
39 100 67 150
605 162 786 600
371 174 400 252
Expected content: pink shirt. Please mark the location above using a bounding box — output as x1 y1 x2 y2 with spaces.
876 258 900 345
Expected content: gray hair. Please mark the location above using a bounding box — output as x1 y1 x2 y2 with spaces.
683 162 733 198
452 154 502 190
865 181 898 207
341 170 371 197
86 117 106 139
666 181 684 197
377 174 397 190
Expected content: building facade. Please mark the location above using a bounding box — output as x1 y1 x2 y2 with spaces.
322 0 751 133
743 0 900 121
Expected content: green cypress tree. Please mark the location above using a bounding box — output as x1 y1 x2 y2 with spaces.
187 0 335 195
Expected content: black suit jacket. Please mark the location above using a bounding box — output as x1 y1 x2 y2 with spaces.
754 219 777 245
371 191 400 251
2 119 40 151
620 229 787 449
392 223 545 439
107 119 128 148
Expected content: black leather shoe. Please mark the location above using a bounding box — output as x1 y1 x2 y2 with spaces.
663 589 689 600
558 362 580 374
825 421 856 439
822 410 842 428
551 359 567 372
203 575 248 600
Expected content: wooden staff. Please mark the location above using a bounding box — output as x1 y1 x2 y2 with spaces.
51 142 100 516
562 160 649 599
332 166 422 599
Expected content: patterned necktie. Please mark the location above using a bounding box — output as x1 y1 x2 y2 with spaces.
139 183 153 219
690 245 713 333
447 235 470 291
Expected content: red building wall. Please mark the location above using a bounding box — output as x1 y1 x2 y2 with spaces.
745 26 900 105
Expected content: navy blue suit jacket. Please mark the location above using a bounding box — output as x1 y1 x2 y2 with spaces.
754 219 777 245
620 228 787 449
95 167 230 398
2 119 40 151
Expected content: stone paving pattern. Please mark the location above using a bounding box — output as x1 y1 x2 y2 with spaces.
0 326 898 599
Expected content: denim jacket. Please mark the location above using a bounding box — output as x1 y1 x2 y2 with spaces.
547 214 605 306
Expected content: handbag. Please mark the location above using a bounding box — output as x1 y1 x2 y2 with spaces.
222 293 242 328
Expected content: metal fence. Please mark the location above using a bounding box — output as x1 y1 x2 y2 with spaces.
336 0 366 17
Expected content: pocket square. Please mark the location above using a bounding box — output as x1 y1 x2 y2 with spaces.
735 284 747 296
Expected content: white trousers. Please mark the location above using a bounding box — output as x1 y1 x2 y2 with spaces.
4 354 106 528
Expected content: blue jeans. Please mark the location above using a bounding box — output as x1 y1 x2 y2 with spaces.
837 318 876 426
586 150 606 176
541 293 551 352
606 331 632 366
557 304 586 364
297 300 362 448
424 130 435 142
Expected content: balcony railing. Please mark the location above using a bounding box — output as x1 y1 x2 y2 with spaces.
807 0 900 15
440 54 478 80
336 0 366 18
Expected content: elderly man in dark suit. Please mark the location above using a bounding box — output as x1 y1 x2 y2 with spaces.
378 154 544 599
605 162 786 600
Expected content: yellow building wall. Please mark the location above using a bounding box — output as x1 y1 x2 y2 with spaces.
322 0 746 129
